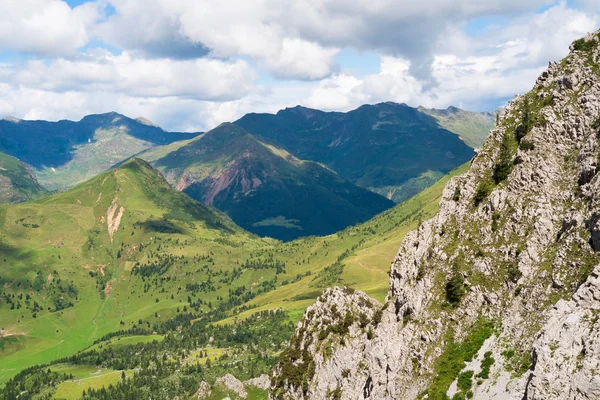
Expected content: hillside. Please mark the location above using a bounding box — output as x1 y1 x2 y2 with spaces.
0 113 199 190
151 123 394 241
0 152 46 204
0 159 465 398
235 102 478 203
0 159 259 382
272 29 600 400
418 106 495 148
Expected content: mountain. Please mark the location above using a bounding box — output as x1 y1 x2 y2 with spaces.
0 113 200 190
235 102 479 203
0 162 465 398
0 158 260 382
272 30 600 399
150 123 394 241
418 105 496 148
0 157 459 395
0 152 46 204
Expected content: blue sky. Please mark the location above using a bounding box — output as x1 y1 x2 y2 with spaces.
0 0 597 131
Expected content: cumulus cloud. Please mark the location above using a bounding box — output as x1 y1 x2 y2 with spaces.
0 0 99 56
0 0 598 132
93 0 560 81
304 2 599 112
94 0 339 80
0 51 257 101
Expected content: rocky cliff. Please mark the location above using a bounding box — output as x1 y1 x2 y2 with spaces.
271 30 600 400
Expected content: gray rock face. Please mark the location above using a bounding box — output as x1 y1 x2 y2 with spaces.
245 374 271 390
196 381 211 399
217 374 248 399
527 267 600 399
271 30 600 400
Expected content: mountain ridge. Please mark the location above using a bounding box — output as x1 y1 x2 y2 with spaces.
0 112 201 190
0 152 46 204
236 101 481 203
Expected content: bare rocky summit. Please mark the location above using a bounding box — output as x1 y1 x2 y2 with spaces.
271 30 600 400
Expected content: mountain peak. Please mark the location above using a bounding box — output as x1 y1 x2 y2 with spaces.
277 105 323 119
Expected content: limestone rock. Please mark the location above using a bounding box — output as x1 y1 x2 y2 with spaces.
217 374 247 399
245 374 271 390
196 381 211 399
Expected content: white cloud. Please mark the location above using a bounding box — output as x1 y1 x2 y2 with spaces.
96 0 339 80
304 2 599 112
95 0 555 81
0 0 598 132
1 51 257 101
0 0 99 56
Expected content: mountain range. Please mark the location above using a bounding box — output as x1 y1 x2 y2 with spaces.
0 155 466 395
148 123 394 241
0 103 491 240
0 113 200 190
1 22 599 400
235 102 485 203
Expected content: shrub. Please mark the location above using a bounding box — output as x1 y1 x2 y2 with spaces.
446 271 465 305
494 131 518 183
372 308 383 327
573 37 598 52
476 351 495 379
453 186 461 202
474 178 494 206
457 370 474 391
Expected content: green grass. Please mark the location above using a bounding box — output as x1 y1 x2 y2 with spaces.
0 160 469 387
52 366 134 400
419 107 495 149
83 334 164 353
422 319 494 400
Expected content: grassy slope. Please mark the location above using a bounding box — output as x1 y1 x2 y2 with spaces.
0 152 46 204
419 106 495 149
220 162 469 323
0 161 468 387
0 159 264 383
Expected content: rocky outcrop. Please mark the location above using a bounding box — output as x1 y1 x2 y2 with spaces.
195 381 212 399
216 374 248 399
527 266 600 399
245 374 271 390
271 30 600 399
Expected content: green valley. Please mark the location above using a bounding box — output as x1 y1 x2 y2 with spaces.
0 158 467 398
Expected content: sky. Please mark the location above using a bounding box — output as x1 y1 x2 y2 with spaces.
0 0 598 132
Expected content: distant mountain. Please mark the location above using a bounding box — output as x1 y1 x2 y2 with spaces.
418 105 495 148
235 102 479 203
0 113 200 190
0 152 46 204
151 123 394 240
